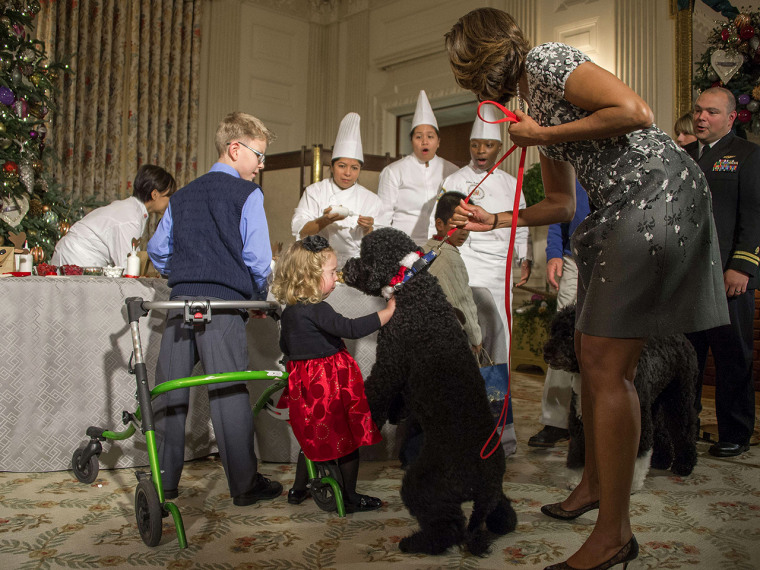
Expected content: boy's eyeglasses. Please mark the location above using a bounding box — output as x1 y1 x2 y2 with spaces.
231 141 266 164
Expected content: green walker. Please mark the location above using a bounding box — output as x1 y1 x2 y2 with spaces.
71 297 345 549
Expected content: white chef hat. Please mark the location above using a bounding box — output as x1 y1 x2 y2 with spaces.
470 104 502 141
411 90 438 131
332 112 364 164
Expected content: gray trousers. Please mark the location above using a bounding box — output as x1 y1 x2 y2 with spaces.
154 298 257 497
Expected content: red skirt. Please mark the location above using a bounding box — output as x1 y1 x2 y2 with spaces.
279 349 382 461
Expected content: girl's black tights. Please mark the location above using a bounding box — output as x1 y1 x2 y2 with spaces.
291 449 362 502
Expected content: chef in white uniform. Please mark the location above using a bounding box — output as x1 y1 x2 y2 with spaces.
441 105 532 337
376 90 458 247
51 164 176 268
291 112 381 267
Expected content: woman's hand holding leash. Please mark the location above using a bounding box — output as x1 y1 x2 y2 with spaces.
507 109 545 147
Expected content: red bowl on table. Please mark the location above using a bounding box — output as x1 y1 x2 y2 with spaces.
35 263 59 276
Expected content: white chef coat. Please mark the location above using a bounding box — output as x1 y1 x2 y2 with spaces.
51 196 149 267
376 154 458 247
291 178 383 267
441 163 531 337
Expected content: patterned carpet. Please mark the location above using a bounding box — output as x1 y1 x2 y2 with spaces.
2 370 759 569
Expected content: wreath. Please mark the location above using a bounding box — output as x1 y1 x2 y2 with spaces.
693 10 760 136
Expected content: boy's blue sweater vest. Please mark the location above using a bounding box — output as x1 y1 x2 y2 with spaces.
168 172 259 300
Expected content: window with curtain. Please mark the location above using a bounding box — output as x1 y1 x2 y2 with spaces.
36 0 202 215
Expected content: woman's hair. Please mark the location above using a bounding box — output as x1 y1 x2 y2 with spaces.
331 156 363 167
215 111 276 155
674 112 695 136
444 8 531 104
271 238 334 305
132 164 177 203
409 124 440 140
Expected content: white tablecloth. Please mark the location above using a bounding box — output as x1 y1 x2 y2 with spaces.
0 276 505 471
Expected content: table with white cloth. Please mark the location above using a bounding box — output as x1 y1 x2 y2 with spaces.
0 276 506 472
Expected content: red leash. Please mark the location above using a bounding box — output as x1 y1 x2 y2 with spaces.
452 100 527 460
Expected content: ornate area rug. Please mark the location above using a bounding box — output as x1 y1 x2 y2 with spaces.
2 372 759 569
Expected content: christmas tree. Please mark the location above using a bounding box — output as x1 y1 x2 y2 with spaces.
693 10 760 137
0 0 96 261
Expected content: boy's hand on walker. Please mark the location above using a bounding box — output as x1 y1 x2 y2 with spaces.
248 309 267 319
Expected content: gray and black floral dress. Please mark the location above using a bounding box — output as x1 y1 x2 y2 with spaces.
525 43 728 337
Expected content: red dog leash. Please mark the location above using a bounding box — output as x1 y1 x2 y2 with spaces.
441 100 527 459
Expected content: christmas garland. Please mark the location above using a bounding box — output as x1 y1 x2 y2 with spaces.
693 11 760 135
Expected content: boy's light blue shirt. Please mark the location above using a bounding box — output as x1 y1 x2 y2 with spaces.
148 163 272 294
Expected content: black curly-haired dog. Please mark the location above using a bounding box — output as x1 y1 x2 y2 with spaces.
543 306 699 489
342 227 516 556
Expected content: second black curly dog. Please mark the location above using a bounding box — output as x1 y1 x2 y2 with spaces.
343 228 516 556
543 306 699 483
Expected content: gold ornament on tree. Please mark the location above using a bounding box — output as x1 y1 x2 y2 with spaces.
58 220 70 235
30 245 44 263
734 13 751 30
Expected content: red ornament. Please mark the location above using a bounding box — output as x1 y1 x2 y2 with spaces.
3 160 18 174
721 28 731 41
737 109 752 123
740 25 755 40
712 80 723 87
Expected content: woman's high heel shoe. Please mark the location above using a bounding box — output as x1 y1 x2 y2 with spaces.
541 499 600 520
544 535 639 570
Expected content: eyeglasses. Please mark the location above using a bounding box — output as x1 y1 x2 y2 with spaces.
231 141 266 164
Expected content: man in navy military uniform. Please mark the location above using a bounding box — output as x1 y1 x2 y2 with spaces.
685 86 760 458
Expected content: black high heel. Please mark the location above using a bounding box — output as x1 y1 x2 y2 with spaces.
544 535 639 570
541 499 600 520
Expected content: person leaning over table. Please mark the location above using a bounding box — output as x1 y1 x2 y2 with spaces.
51 164 176 268
446 8 728 570
147 111 282 507
291 112 382 268
375 90 458 247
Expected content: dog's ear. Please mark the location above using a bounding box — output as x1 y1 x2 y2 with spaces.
342 257 366 290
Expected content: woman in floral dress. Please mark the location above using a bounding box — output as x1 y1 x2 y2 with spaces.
446 8 728 570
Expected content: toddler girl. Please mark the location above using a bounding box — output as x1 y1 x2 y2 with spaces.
271 235 396 512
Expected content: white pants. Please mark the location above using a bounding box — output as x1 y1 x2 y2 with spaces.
540 255 581 429
459 244 513 346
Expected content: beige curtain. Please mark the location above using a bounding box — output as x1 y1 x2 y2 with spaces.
36 0 202 205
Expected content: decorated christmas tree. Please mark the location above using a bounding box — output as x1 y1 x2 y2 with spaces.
693 10 760 137
0 0 96 261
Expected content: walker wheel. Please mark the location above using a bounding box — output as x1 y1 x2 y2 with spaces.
71 445 99 484
311 461 342 513
135 479 163 547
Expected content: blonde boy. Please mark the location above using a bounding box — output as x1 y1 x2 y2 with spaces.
147 112 282 506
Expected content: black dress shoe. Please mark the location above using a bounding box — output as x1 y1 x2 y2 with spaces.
288 488 310 505
529 425 570 448
232 474 283 506
541 500 600 520
163 488 178 500
708 441 750 457
545 535 638 569
345 494 382 513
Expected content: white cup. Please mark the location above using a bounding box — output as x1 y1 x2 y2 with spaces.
16 253 33 272
125 253 141 277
